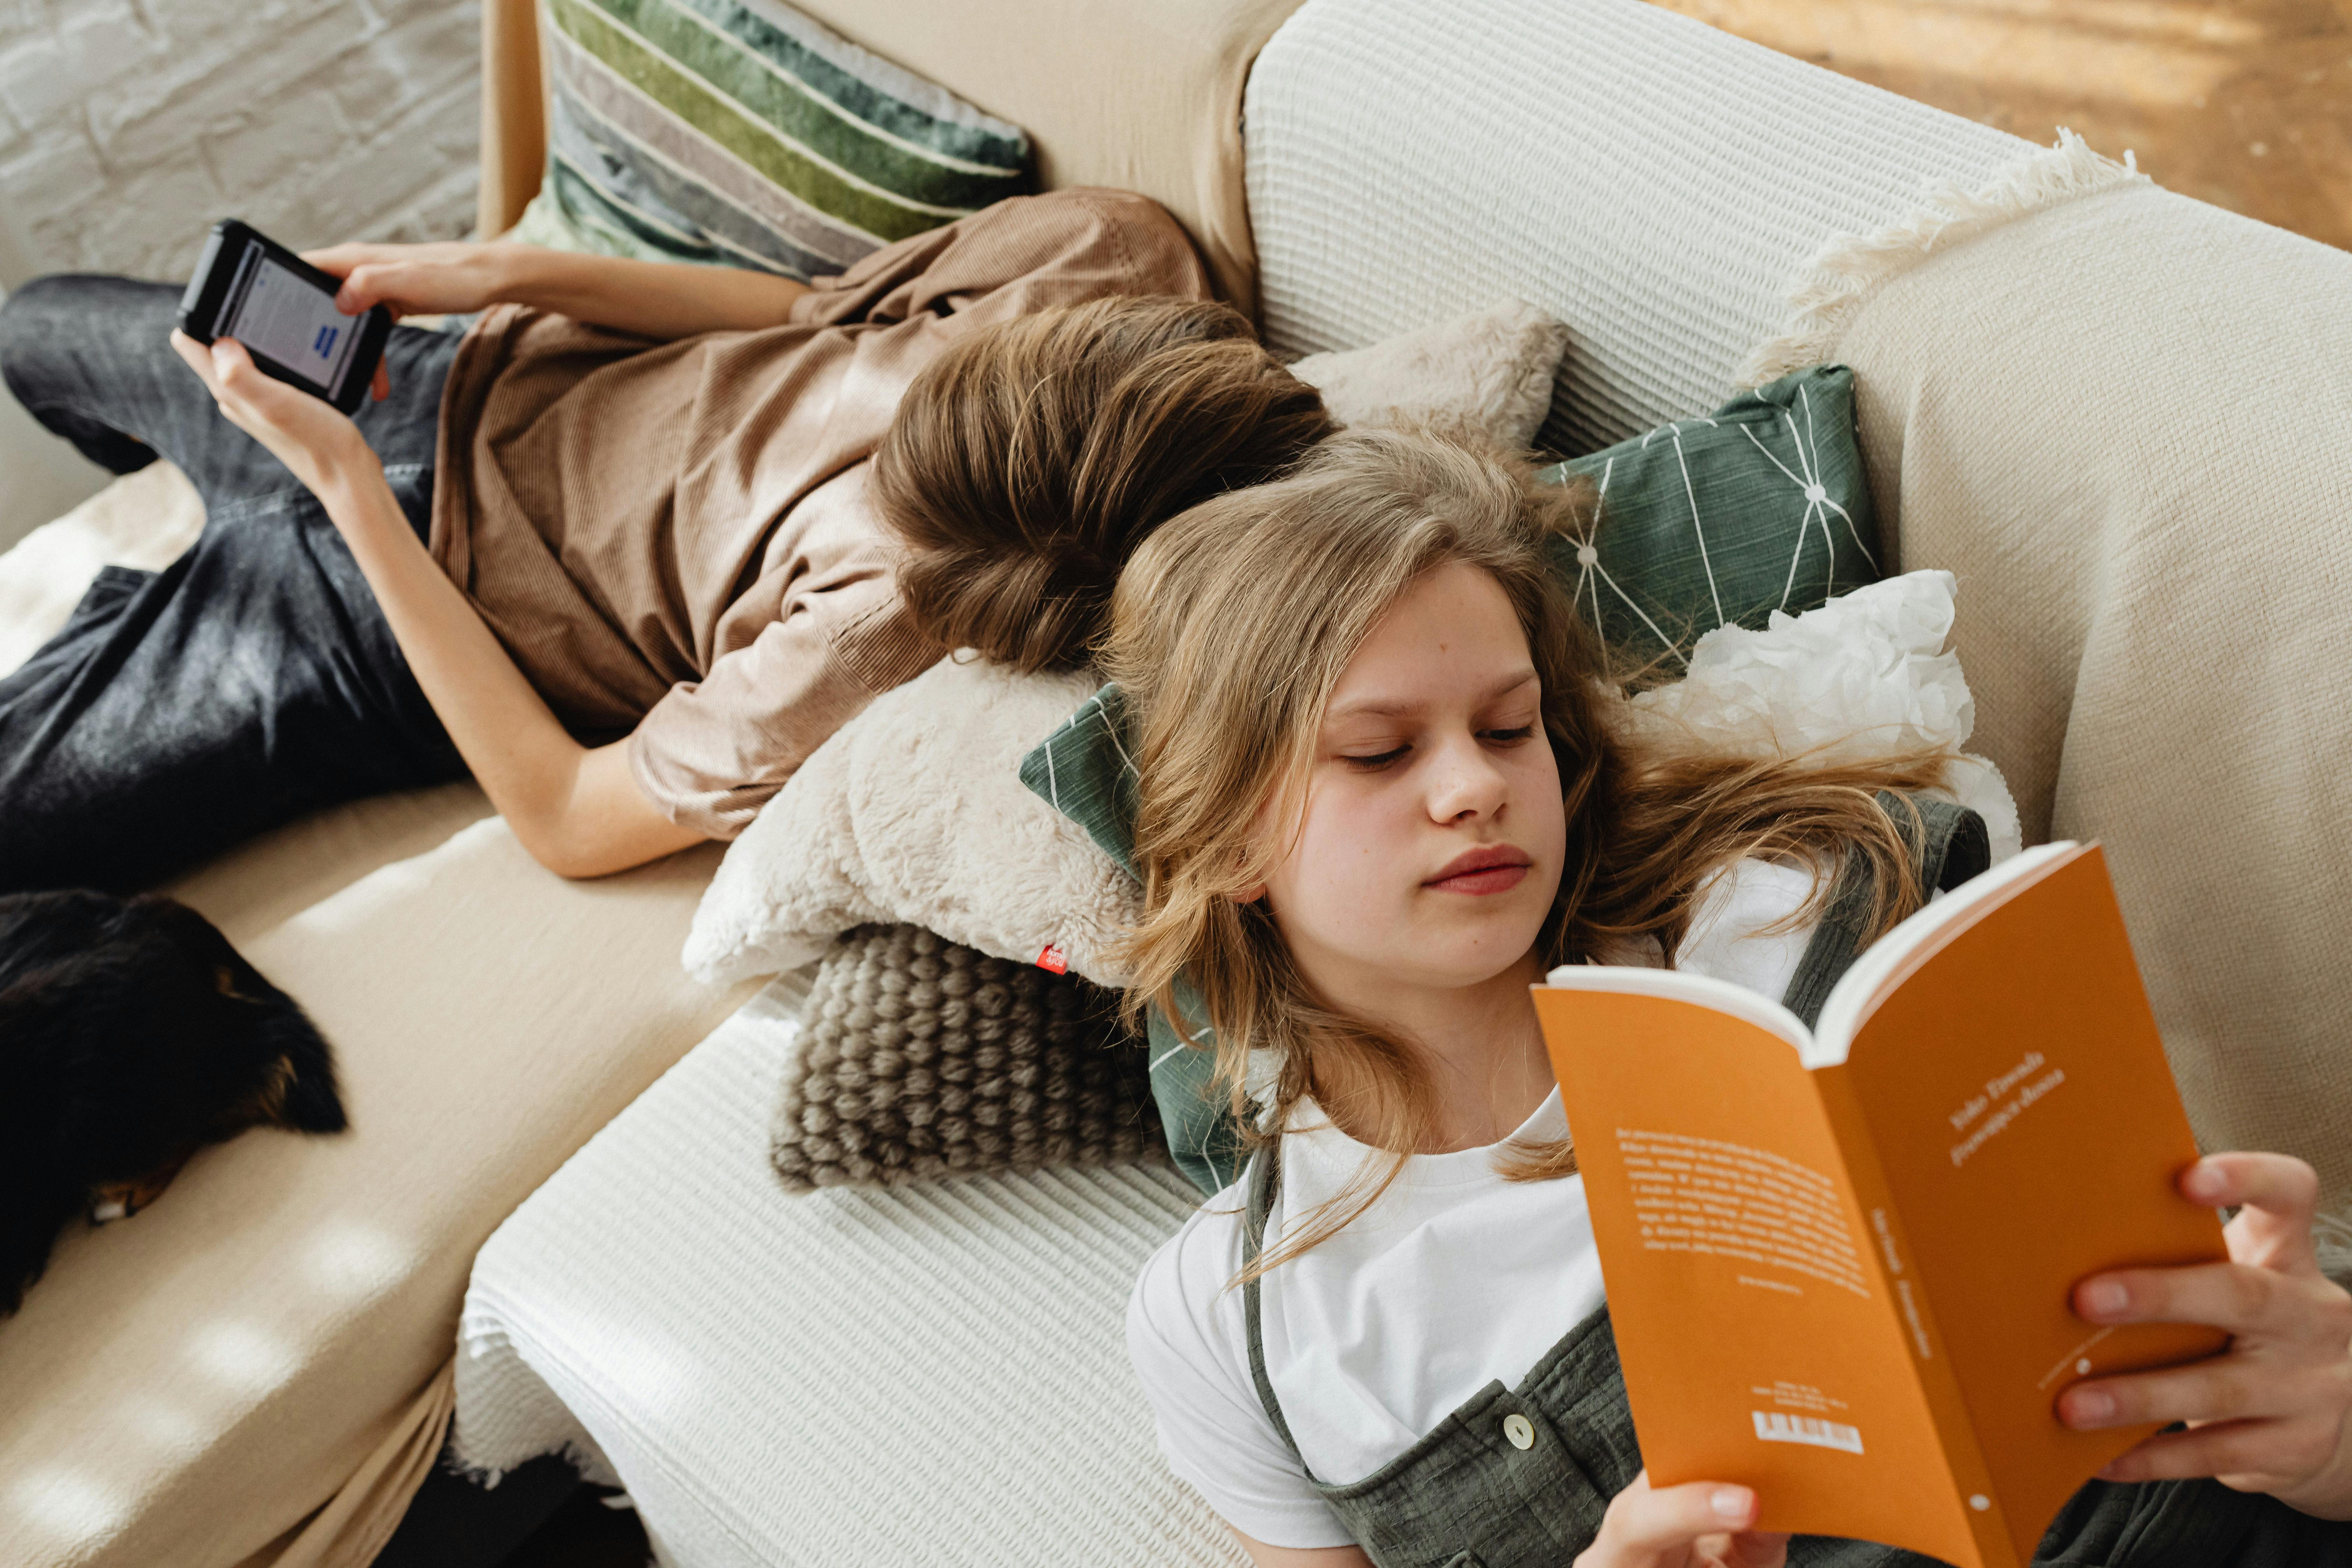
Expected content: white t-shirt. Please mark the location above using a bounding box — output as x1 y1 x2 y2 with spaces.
1125 858 1820 1549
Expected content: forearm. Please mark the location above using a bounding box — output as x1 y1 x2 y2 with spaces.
491 244 810 338
315 453 697 875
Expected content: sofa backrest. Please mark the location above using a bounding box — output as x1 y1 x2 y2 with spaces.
478 0 1306 309
1241 0 2024 456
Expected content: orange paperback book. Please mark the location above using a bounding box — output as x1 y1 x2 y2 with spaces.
1533 843 2228 1568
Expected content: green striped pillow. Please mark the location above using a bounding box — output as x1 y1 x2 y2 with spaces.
510 0 1034 279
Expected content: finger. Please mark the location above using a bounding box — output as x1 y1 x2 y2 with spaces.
372 360 390 402
334 262 393 314
2191 1153 2323 1272
2074 1258 2292 1337
207 340 308 425
2059 1350 2297 1432
169 329 224 396
1608 1478 1761 1552
1720 1530 1793 1568
2095 1415 2344 1488
299 243 372 278
209 336 258 394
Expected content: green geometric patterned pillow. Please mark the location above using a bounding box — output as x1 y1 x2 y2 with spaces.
1019 685 1138 881
1540 365 1877 671
511 0 1034 279
1018 692 1242 1194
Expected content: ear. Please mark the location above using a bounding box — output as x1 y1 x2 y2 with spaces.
1230 883 1267 905
256 1000 349 1135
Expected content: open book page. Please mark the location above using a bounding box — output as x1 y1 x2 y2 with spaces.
1824 845 2229 1564
1808 840 2080 1067
1533 981 1982 1565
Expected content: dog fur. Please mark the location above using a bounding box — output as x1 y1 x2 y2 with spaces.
0 890 347 1318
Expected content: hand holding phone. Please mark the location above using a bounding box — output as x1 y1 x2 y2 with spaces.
302 240 516 322
177 219 391 414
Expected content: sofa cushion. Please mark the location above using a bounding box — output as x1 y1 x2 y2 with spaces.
1288 298 1568 451
0 820 749 1568
512 0 1033 277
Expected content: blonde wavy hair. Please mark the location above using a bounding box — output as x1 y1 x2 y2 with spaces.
1100 426 1950 1275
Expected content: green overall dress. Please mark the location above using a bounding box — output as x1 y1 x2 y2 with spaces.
1232 801 2352 1568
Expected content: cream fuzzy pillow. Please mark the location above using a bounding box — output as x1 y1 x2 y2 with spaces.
684 658 1141 988
1290 298 1568 448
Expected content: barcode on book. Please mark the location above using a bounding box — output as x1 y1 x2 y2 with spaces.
1751 1411 1863 1454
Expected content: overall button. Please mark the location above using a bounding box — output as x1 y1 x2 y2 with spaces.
1503 1413 1535 1450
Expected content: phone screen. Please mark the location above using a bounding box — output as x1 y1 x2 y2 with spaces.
219 242 360 393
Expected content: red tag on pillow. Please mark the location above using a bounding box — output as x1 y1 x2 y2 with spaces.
1036 944 1068 974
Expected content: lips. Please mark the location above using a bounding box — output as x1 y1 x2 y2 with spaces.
1423 844 1533 896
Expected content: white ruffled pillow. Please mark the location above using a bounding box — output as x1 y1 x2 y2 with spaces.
1614 570 2023 860
686 571 2021 986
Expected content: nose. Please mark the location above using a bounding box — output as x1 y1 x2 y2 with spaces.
1424 730 1510 825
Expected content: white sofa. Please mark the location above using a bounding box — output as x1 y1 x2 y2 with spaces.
5 0 2346 1562
441 0 2352 1561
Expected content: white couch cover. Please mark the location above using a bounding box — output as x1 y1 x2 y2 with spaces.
453 978 1245 1567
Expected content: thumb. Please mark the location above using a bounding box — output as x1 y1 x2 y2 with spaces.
209 338 302 418
210 335 255 387
1589 1472 1760 1563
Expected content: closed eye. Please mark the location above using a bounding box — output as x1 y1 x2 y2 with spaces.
1482 725 1536 744
1340 746 1409 771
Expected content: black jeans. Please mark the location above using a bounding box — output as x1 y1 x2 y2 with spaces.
0 275 469 893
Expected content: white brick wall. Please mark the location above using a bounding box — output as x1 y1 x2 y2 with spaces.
0 0 482 283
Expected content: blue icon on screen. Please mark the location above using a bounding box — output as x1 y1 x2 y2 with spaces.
313 324 339 357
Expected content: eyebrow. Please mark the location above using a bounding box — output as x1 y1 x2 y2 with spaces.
1325 668 1540 722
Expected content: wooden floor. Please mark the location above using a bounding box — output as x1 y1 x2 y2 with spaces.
1646 0 2352 250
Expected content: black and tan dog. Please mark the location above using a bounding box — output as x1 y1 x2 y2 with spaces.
1 890 348 1317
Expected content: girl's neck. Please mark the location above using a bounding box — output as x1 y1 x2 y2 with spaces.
1312 948 1555 1155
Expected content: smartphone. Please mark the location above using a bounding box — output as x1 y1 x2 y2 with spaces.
177 219 391 415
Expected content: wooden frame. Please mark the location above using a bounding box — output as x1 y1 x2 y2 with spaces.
478 0 546 238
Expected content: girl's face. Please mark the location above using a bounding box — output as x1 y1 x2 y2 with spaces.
1253 562 1568 1008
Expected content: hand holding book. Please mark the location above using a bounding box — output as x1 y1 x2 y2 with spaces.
2060 1150 2352 1519
1568 1156 2352 1568
1571 1472 1790 1568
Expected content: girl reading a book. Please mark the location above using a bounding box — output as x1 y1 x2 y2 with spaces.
1114 426 2352 1567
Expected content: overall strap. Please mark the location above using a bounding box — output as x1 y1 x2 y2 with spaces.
1239 1142 1319 1481
1779 791 1991 1031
